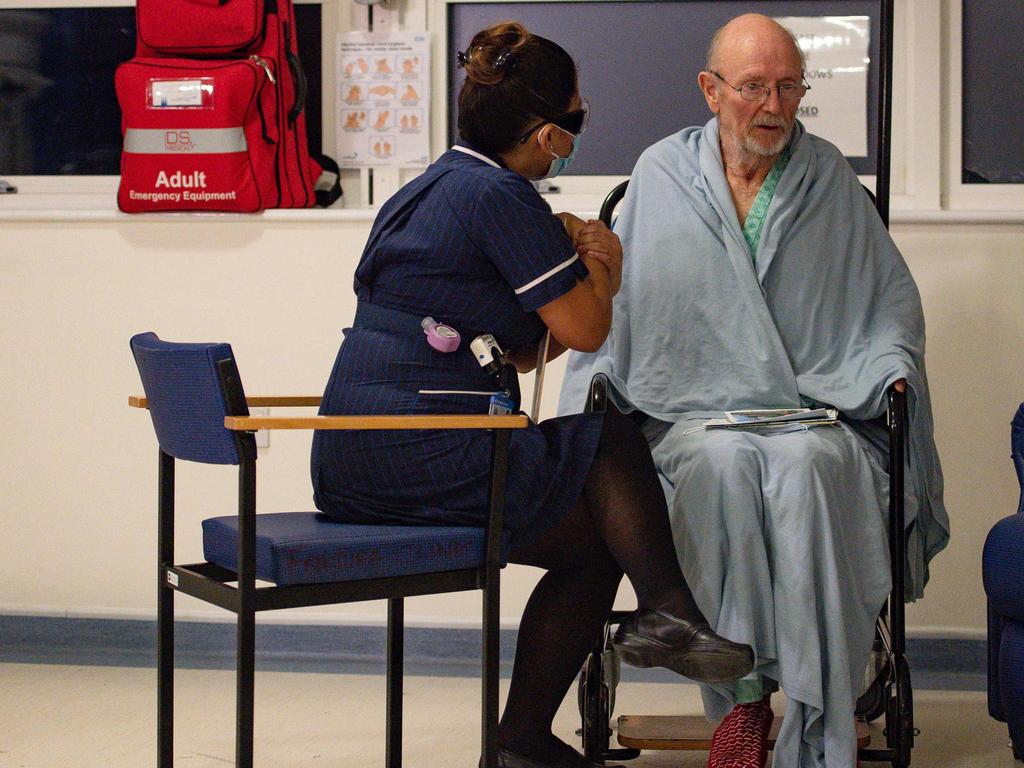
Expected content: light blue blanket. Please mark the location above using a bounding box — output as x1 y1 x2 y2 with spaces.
559 119 949 767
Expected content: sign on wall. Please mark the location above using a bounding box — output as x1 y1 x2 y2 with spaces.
336 31 431 168
775 16 870 158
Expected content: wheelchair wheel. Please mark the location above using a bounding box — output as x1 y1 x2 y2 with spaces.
577 651 616 724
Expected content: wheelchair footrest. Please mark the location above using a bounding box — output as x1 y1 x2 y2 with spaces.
615 715 871 751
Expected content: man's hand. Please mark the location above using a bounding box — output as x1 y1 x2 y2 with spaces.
894 378 907 393
576 220 623 296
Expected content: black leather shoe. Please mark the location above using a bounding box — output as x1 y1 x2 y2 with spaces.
611 608 755 683
479 744 625 767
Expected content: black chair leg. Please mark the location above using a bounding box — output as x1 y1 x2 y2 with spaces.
481 578 500 768
236 606 256 768
387 598 404 768
158 449 174 768
158 577 174 768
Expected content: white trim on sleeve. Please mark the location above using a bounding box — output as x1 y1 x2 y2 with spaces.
513 254 580 295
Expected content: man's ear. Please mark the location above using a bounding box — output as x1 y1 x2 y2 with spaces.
698 71 720 114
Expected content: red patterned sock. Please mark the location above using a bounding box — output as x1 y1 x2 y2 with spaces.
707 696 775 768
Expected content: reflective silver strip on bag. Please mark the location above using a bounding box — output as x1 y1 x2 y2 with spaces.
123 127 248 154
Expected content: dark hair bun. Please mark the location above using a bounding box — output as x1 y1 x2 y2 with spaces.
461 21 529 85
457 22 576 154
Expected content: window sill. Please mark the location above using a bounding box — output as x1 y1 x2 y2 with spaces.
2 191 1022 226
0 194 379 223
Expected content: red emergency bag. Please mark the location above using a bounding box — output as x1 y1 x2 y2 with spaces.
118 0 340 212
116 57 278 213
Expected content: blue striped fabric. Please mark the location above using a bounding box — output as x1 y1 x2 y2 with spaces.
353 146 588 350
202 512 510 585
130 332 245 465
311 145 606 550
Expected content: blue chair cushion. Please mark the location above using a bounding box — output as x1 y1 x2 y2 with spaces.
983 513 1024 622
202 512 509 586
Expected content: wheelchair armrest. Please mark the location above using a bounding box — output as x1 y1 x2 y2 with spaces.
222 414 529 431
886 382 907 435
586 373 610 414
130 395 322 409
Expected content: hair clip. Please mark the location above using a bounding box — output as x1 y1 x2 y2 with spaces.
492 48 519 72
456 49 471 68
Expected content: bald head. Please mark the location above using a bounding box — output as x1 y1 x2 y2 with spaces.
706 14 805 73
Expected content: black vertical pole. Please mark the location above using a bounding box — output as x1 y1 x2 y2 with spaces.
386 597 405 768
876 0 895 227
158 450 175 768
236 458 257 768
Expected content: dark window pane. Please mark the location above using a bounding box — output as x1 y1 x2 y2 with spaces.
962 0 1024 183
448 0 879 176
296 4 323 159
1 9 135 174
0 6 322 175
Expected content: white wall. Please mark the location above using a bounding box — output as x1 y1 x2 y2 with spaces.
0 214 1021 635
1 0 1021 637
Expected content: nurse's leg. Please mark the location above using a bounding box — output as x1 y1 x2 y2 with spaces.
582 407 707 620
501 498 623 763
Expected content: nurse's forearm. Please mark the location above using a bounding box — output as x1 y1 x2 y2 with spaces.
536 262 612 353
508 336 568 374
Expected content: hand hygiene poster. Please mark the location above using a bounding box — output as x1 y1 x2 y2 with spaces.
774 16 870 157
337 32 430 168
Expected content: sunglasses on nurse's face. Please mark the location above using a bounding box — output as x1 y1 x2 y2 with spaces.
518 99 591 143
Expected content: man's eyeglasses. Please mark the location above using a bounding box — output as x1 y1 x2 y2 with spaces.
711 71 810 102
518 99 590 143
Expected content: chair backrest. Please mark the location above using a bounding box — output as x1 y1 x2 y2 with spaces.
1013 403 1024 514
130 332 252 464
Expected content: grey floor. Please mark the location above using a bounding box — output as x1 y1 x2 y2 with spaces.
0 662 1018 768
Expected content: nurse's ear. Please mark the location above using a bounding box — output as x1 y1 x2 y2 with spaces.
536 122 570 157
535 122 557 152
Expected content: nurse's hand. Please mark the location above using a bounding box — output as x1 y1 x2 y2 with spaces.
577 220 622 296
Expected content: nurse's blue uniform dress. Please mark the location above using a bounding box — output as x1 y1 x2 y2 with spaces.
311 145 606 549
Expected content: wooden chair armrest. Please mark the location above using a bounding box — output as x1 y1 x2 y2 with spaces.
223 414 528 431
130 395 322 409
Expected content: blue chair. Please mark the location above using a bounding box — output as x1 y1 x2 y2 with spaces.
984 403 1024 761
129 332 526 768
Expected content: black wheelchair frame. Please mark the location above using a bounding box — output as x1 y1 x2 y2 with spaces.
579 367 913 766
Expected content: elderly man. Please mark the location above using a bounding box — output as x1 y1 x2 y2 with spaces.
559 14 949 768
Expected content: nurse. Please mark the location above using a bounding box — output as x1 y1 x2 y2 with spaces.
311 22 753 768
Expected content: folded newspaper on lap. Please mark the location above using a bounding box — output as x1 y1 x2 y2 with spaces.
703 407 839 430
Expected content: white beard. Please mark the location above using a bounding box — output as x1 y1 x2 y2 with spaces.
741 122 793 157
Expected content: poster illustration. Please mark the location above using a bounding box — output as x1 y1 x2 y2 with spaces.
337 31 430 167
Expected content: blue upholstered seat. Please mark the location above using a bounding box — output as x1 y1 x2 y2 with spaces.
983 403 1024 761
203 512 509 586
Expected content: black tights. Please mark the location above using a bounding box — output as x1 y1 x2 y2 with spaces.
500 407 706 762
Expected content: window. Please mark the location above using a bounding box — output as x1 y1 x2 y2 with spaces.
0 2 323 177
446 0 881 177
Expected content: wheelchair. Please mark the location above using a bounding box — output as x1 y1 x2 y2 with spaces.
574 180 916 767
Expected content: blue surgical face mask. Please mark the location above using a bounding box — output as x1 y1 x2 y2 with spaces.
538 127 579 179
